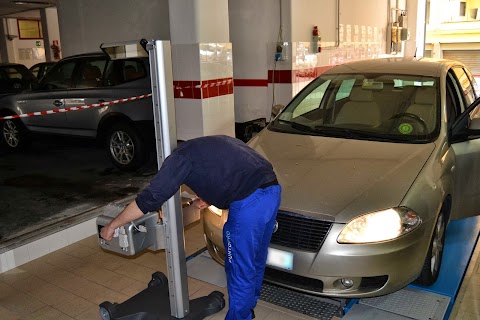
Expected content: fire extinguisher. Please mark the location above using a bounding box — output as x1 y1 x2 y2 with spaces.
312 26 321 53
51 40 61 60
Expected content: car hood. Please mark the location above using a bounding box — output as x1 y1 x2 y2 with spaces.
248 130 436 223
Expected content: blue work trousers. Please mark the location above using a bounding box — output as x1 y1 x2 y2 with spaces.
223 184 282 320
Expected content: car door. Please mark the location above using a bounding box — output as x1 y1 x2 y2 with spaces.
449 67 480 219
19 59 76 131
63 57 111 137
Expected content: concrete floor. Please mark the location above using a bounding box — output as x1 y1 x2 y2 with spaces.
0 135 155 244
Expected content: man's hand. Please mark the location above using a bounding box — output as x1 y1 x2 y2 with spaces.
99 200 144 241
100 223 116 241
194 198 210 210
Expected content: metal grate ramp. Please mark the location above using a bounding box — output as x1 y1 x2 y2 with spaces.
260 282 343 319
343 287 450 320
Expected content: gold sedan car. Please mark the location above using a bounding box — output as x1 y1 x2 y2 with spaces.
203 58 480 298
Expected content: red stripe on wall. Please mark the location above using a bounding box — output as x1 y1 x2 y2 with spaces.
267 66 338 86
268 69 292 84
234 79 269 87
172 66 338 97
173 77 233 99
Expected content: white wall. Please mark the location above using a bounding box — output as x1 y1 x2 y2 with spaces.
229 0 286 79
291 0 337 42
5 17 46 68
56 0 170 57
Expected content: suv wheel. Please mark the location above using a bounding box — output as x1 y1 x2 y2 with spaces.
0 118 30 152
106 123 146 170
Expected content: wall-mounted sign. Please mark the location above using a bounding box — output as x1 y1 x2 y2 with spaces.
36 41 41 47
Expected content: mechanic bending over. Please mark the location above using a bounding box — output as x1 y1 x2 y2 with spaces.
100 135 282 320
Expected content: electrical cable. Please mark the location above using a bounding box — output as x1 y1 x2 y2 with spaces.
131 221 147 233
271 0 283 121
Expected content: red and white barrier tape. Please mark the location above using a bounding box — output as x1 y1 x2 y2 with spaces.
0 93 152 121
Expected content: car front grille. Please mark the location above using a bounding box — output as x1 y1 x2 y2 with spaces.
264 267 324 293
270 210 333 252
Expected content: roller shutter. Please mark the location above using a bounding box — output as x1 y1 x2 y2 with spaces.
443 50 480 76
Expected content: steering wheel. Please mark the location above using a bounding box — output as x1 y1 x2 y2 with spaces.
389 112 428 134
9 79 23 90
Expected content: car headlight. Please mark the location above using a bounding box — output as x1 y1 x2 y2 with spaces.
208 205 224 217
337 207 421 244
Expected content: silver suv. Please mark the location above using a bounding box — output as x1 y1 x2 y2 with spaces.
0 52 154 170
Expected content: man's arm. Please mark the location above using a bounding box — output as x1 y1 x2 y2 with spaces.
100 200 144 240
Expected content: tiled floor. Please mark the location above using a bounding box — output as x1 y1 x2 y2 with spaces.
0 215 478 320
0 218 325 320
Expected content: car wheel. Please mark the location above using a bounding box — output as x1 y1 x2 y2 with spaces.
415 210 446 286
0 118 30 152
106 123 146 170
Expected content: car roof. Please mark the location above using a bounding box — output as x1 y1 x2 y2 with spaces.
324 57 464 78
0 63 28 68
61 52 107 59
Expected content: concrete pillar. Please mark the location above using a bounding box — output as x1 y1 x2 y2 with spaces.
0 19 8 62
405 0 423 58
169 0 235 141
40 8 62 61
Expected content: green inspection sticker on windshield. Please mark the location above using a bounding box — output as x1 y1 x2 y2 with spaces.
398 123 413 134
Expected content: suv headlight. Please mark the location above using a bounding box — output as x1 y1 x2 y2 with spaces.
337 207 421 243
208 205 225 217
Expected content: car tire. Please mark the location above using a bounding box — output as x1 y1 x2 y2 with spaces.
415 210 447 286
0 117 30 152
106 122 146 170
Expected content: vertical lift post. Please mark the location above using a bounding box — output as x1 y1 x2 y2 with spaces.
96 40 225 320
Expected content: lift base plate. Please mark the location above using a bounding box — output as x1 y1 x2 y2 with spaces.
99 272 225 320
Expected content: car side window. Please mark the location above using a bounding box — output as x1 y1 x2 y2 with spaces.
75 59 107 88
463 67 479 98
104 59 147 87
448 71 466 113
123 60 146 82
41 60 77 90
5 67 23 79
452 67 476 106
445 76 462 129
30 66 40 78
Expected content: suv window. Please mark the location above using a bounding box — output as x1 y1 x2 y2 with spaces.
41 60 77 89
0 65 36 94
104 59 147 87
1 67 22 79
75 58 107 88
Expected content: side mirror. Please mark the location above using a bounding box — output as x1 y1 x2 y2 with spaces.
271 104 284 119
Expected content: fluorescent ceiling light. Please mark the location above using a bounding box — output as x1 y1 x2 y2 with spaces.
12 1 53 5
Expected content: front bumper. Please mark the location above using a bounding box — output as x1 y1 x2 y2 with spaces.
203 209 433 298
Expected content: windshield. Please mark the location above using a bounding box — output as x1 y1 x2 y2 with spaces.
270 73 439 143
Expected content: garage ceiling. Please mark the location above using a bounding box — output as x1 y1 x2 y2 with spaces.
0 0 56 17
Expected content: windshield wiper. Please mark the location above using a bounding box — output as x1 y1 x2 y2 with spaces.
277 119 320 134
315 126 431 143
313 126 367 138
